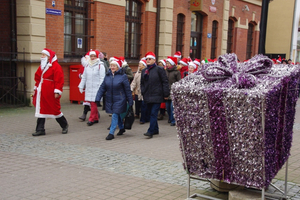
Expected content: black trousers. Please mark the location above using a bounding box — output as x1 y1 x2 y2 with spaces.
36 116 68 132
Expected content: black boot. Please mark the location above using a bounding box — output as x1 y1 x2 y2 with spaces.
79 105 90 121
117 128 125 136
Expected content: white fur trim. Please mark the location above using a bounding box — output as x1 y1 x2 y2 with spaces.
189 62 196 69
201 60 205 64
111 60 120 68
174 55 181 58
179 60 188 66
139 60 147 67
54 89 62 95
166 58 175 66
122 61 128 67
83 102 91 106
194 60 201 66
34 86 37 91
159 60 166 66
109 57 115 63
35 113 63 118
41 50 50 57
89 51 96 56
146 55 155 59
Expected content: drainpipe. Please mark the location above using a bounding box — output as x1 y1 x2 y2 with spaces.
11 0 17 59
290 0 299 61
155 0 161 58
258 0 270 55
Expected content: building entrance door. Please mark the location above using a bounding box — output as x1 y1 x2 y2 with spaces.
190 12 203 60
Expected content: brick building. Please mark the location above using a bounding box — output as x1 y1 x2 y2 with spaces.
1 0 262 104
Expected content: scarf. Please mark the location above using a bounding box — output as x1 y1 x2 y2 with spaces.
88 58 99 66
144 63 156 80
40 57 48 70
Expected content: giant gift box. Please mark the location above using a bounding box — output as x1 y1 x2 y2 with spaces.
171 54 300 189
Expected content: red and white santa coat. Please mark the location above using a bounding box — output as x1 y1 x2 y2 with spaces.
33 50 64 118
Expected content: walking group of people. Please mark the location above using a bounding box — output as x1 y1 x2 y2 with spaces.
32 48 203 140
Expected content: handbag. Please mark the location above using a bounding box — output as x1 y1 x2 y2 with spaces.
124 106 135 130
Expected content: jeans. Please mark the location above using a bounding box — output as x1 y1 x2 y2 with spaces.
109 113 124 135
146 103 160 134
166 100 175 124
140 101 148 123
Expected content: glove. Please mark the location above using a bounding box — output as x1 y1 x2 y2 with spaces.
79 88 84 94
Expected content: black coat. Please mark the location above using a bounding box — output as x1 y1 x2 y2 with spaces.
95 68 133 114
141 64 170 104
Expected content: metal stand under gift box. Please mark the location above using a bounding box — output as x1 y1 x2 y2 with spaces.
171 54 300 200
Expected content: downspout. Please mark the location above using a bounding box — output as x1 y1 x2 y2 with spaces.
155 0 161 58
290 0 298 61
11 0 17 59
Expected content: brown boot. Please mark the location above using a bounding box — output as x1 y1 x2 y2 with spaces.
157 114 164 120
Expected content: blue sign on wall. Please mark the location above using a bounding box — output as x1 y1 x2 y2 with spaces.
207 33 212 38
46 8 61 16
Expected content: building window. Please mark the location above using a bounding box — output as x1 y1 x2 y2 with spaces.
246 23 254 59
64 0 89 58
125 0 142 60
227 19 234 54
211 20 218 59
176 14 185 52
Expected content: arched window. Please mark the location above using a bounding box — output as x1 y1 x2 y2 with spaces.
227 19 234 53
246 23 255 59
211 20 218 59
125 0 142 60
176 14 185 52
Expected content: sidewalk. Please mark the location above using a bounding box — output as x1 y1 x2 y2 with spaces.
0 102 300 199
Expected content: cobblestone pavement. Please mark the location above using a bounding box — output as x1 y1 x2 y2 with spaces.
1 101 300 199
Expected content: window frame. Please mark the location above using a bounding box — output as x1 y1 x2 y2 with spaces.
246 23 255 60
64 0 90 58
211 20 218 59
176 14 185 53
124 0 142 61
227 19 234 54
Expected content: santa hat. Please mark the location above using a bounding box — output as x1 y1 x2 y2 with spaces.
201 60 205 64
145 51 156 60
179 58 189 66
174 51 182 58
41 48 56 64
139 59 147 67
277 56 282 63
159 59 166 66
193 58 201 66
188 62 197 69
109 57 115 63
89 50 99 58
110 57 122 68
166 56 177 66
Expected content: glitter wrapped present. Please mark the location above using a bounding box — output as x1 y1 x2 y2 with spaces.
171 53 300 189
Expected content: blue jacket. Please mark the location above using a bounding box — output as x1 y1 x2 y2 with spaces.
95 69 133 114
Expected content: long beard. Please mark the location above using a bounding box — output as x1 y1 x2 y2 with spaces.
40 57 48 70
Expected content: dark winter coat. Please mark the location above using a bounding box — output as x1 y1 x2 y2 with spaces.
141 64 170 104
95 68 133 114
166 66 181 90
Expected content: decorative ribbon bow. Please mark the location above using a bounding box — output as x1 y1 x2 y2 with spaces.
202 54 273 88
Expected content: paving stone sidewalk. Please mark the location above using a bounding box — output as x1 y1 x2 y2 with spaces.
1 102 300 199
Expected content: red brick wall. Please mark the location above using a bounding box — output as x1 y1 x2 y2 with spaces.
172 0 191 58
230 0 261 60
46 0 64 59
93 2 125 58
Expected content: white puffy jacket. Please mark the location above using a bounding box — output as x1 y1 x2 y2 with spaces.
78 57 106 102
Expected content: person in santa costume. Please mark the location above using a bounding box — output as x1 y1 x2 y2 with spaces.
177 57 189 78
78 50 106 126
32 48 69 136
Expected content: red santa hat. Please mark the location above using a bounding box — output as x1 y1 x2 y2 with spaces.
110 57 122 68
179 58 189 66
166 56 177 66
159 59 166 66
145 51 156 60
188 62 197 69
276 56 282 63
174 51 182 58
89 50 99 58
139 59 147 67
193 58 201 66
41 48 56 64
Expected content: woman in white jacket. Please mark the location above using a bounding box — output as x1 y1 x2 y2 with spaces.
78 50 106 126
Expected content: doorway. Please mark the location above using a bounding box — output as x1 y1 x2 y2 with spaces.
190 12 203 60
